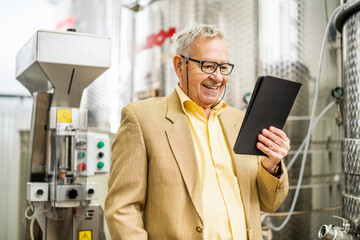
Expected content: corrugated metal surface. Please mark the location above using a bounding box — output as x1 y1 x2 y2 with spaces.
217 0 259 109
342 9 360 233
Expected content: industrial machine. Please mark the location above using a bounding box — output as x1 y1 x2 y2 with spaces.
16 29 111 240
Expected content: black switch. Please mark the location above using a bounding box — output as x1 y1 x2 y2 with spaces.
67 189 78 199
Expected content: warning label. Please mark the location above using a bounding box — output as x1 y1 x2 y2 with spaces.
79 230 92 240
57 109 72 123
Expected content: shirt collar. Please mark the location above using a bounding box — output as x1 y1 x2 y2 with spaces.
175 84 227 118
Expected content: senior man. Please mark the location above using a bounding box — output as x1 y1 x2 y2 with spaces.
105 24 289 240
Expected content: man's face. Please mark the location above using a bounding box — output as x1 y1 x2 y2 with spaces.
179 36 229 109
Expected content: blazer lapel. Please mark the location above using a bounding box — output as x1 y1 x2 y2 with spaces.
219 109 251 225
165 91 204 222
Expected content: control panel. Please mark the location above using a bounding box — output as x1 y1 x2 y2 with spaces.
76 132 110 176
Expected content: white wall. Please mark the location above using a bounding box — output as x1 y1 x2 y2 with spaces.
0 0 67 95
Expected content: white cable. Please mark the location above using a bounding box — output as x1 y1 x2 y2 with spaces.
25 202 36 220
24 201 48 240
30 216 36 240
261 212 270 223
271 3 345 231
29 208 48 240
287 101 336 170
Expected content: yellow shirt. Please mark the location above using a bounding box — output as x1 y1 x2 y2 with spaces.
176 85 247 240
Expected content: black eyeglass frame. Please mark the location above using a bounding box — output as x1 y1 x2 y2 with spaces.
181 55 234 75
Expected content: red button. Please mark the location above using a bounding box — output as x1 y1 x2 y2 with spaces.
77 162 86 171
196 226 202 233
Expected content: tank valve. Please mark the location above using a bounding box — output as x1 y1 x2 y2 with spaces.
318 216 355 240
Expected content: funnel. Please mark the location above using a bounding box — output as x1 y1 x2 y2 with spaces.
15 30 111 108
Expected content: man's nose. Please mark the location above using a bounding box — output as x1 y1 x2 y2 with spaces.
211 66 223 82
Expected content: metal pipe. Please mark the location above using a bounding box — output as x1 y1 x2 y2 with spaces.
45 129 53 176
335 1 360 32
335 27 344 126
69 135 75 176
319 225 336 239
318 224 355 240
59 136 69 174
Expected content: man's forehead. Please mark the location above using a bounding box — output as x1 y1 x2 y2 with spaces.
189 36 229 61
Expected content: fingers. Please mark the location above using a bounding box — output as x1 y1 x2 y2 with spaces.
257 126 290 160
268 126 290 147
256 141 284 160
261 127 290 151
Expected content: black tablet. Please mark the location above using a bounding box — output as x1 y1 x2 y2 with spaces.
233 75 301 155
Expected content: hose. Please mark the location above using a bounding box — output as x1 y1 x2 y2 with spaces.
287 101 336 170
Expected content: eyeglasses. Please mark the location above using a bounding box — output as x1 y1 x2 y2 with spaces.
181 55 234 75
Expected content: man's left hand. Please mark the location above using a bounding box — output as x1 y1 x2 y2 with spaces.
257 126 290 174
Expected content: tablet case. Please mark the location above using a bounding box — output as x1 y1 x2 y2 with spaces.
233 75 301 155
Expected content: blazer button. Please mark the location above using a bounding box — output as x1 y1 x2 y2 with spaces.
196 226 203 233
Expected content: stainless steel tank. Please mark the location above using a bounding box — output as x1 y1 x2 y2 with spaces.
340 5 360 234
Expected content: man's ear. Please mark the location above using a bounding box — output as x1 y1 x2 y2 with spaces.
173 55 183 78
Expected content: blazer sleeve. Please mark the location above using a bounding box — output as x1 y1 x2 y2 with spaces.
105 105 148 239
256 159 289 213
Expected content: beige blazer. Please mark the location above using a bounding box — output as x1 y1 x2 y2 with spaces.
105 90 289 240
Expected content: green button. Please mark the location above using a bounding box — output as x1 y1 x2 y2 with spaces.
97 141 105 148
78 152 85 158
97 162 105 169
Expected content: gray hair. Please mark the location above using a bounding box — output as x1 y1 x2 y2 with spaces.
173 24 225 57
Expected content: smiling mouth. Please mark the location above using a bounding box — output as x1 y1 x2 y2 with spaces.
202 84 219 90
